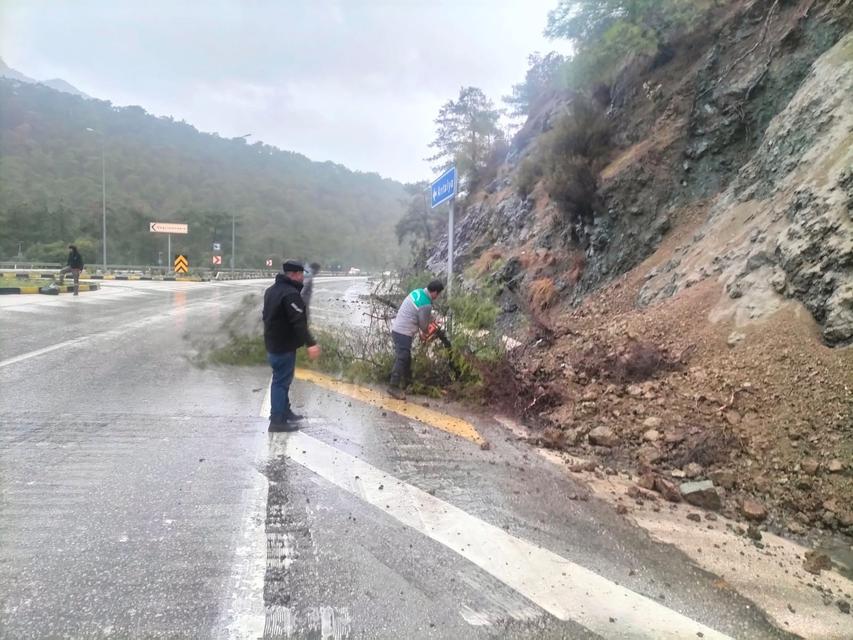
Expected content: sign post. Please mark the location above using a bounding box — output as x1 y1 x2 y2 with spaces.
150 223 189 274
430 166 457 299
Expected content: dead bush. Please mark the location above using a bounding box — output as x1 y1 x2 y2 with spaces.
530 277 558 311
470 249 504 277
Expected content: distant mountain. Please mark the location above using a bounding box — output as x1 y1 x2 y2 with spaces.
0 57 89 99
0 58 36 83
0 77 408 268
42 78 90 99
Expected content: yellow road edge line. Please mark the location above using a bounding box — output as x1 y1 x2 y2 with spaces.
294 368 484 444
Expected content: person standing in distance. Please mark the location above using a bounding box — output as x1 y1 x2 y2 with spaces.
262 260 321 432
58 244 84 296
301 262 322 313
388 280 444 400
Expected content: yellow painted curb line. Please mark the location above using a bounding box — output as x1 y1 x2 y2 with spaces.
19 286 39 294
294 368 484 444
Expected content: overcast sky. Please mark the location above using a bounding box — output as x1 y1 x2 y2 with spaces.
0 0 567 183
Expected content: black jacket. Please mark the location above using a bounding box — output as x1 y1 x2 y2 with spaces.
262 274 316 354
67 250 84 270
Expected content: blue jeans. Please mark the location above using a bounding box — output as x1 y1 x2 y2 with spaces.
267 351 296 421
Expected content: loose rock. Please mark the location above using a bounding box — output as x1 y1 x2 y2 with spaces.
570 459 597 472
709 469 736 490
643 429 661 443
588 426 620 447
637 472 656 491
684 462 704 479
803 550 832 575
654 476 682 503
680 480 722 511
741 499 768 522
800 458 819 475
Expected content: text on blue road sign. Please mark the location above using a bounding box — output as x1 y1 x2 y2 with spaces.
431 166 456 208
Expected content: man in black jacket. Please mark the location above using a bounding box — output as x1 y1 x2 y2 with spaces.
262 260 321 432
58 245 84 296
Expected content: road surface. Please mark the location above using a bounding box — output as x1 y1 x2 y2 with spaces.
0 278 793 639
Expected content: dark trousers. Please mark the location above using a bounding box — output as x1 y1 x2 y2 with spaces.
59 266 81 294
389 331 413 389
267 351 296 421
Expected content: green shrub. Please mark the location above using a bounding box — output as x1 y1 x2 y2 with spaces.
208 334 267 366
546 0 714 90
545 98 611 161
515 156 543 197
543 154 599 228
447 283 500 331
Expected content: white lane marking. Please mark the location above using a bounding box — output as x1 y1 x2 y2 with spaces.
219 382 271 639
319 606 351 640
456 570 542 626
222 463 268 640
459 605 492 626
272 432 733 640
0 336 91 368
263 606 293 638
0 293 244 369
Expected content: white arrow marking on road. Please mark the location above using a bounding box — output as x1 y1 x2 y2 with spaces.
266 428 733 639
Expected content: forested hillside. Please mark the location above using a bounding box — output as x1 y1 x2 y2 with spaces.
0 78 407 267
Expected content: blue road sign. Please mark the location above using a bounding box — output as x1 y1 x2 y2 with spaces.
430 166 456 208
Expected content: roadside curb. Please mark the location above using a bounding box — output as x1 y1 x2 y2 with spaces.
2 270 208 283
88 275 207 282
0 283 100 295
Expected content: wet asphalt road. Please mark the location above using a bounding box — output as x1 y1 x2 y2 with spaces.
0 279 794 639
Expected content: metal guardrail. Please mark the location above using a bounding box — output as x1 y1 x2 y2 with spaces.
0 262 278 279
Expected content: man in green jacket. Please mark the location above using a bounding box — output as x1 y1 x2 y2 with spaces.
388 280 444 399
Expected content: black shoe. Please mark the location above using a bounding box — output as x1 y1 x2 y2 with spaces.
284 410 304 422
388 387 406 400
268 418 299 433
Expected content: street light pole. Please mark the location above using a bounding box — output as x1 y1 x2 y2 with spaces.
86 127 107 269
231 215 236 273
231 133 251 274
101 141 106 268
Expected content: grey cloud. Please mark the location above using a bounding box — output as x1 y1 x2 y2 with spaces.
0 0 569 181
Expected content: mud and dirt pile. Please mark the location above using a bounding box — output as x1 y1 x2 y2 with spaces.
433 2 852 540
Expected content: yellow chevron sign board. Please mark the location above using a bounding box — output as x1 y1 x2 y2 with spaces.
174 255 189 273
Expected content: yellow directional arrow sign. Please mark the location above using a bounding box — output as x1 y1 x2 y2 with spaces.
174 254 189 273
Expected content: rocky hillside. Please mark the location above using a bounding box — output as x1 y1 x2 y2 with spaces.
432 1 852 541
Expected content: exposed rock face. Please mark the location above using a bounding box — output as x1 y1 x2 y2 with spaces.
639 34 853 345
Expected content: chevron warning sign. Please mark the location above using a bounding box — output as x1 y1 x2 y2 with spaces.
174 254 189 273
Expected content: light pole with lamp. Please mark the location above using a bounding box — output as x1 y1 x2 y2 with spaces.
232 133 252 273
85 127 107 270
